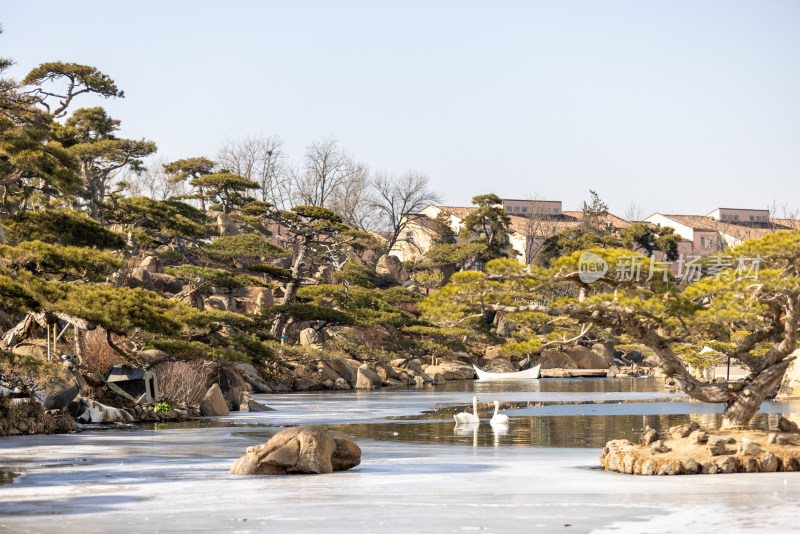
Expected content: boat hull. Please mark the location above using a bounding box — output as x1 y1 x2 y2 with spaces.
473 364 541 380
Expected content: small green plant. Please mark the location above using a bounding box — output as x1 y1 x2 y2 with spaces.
155 402 171 414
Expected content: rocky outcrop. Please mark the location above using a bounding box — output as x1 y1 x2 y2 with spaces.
232 286 274 314
481 358 515 373
126 268 155 291
375 254 409 284
326 358 363 387
299 328 325 347
199 384 229 416
538 346 609 369
152 273 184 294
601 428 800 475
203 295 230 311
356 364 380 390
230 424 361 475
422 360 475 380
234 363 273 393
0 398 77 436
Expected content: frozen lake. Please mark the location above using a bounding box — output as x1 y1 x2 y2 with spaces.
2 378 800 533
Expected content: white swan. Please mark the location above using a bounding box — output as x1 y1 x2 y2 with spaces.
490 400 509 426
454 395 480 424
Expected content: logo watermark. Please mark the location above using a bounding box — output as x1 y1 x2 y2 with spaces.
578 252 608 283
578 254 761 284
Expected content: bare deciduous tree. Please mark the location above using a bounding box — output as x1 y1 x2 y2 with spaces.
521 196 561 264
116 155 188 201
372 170 442 254
328 163 377 231
623 201 644 222
217 135 292 209
293 137 362 208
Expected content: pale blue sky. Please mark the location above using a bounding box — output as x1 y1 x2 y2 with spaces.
3 1 799 216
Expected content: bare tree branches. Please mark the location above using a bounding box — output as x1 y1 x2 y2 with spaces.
293 137 361 208
217 135 292 209
372 170 442 253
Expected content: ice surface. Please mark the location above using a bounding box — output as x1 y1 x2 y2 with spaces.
1 379 799 533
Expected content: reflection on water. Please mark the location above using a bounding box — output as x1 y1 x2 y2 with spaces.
0 467 23 485
120 378 799 450
329 412 781 449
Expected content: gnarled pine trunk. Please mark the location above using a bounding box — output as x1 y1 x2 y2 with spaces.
721 359 794 429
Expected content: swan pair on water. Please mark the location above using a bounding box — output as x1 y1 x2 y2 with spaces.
453 396 509 426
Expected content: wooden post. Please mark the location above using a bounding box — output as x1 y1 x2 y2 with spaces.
53 323 58 359
47 323 51 362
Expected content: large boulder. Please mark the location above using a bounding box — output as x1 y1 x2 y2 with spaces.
482 358 515 373
423 360 475 380
353 325 396 350
233 363 273 393
138 255 162 274
356 365 379 390
375 254 409 284
199 384 230 416
326 358 362 386
151 273 184 294
373 361 403 383
230 424 361 475
210 365 251 409
233 286 274 314
565 345 609 369
204 295 230 311
299 328 325 347
591 342 616 367
126 268 155 291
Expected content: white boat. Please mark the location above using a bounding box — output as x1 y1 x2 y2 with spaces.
473 363 541 380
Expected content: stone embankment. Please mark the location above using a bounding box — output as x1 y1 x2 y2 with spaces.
601 418 800 475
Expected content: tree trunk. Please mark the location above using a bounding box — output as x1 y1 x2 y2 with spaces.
281 237 310 306
74 327 85 365
721 359 794 429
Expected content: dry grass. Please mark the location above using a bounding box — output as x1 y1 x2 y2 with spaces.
153 360 211 405
79 328 121 376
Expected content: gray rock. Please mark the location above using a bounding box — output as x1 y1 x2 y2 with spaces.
413 376 425 387
151 273 184 294
230 424 361 475
683 458 701 474
742 456 760 473
778 416 800 433
715 456 737 474
708 438 728 456
293 379 321 391
204 295 230 311
333 378 350 390
127 268 155 291
639 426 659 446
431 372 446 385
299 328 324 346
375 254 409 284
737 438 762 456
688 430 709 445
650 440 671 454
139 255 162 273
760 451 779 472
199 384 229 416
355 366 373 390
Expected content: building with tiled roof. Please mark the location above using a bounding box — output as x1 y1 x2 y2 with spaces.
645 208 798 254
389 199 631 264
